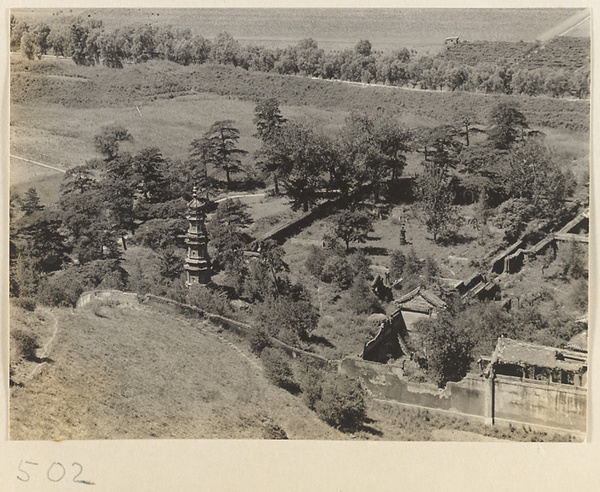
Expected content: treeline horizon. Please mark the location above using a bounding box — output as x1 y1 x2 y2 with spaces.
11 15 590 100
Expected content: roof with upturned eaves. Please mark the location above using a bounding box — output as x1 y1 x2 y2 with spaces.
394 286 446 313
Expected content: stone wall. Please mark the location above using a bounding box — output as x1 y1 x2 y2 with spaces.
340 357 586 433
76 290 139 308
493 375 587 432
340 358 487 418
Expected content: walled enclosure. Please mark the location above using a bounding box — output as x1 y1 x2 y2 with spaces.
340 358 586 434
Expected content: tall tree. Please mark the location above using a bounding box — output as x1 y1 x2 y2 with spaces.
415 313 475 387
342 110 410 201
10 21 29 52
488 101 529 150
48 25 69 56
102 153 137 243
20 33 36 60
417 124 462 168
20 188 44 216
255 239 289 298
191 120 248 190
417 161 457 243
355 39 372 57
31 23 51 57
211 31 242 66
278 121 326 212
497 139 575 221
331 210 373 251
13 209 71 275
253 98 287 194
131 148 169 204
208 198 252 272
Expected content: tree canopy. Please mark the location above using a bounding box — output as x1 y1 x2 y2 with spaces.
190 120 248 190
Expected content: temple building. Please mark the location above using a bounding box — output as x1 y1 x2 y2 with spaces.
184 186 211 286
482 337 587 387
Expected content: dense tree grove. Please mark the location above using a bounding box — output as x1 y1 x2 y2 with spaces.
10 14 589 99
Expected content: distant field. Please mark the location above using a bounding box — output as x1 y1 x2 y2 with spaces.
440 37 590 72
12 8 583 53
10 303 344 440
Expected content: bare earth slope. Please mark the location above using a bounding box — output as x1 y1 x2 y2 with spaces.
10 303 343 440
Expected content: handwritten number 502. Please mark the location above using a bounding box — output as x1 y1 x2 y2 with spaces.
17 460 95 485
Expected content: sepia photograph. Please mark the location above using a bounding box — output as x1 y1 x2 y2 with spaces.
7 7 590 443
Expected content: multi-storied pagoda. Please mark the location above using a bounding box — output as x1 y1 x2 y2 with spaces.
184 186 211 286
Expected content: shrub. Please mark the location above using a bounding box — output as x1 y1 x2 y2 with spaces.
304 245 328 278
321 255 354 290
389 250 406 282
570 278 588 311
186 283 233 317
12 329 40 362
423 256 440 284
300 366 324 410
561 240 587 280
254 294 319 345
36 278 80 307
260 347 298 392
404 247 422 277
315 373 366 432
249 328 271 355
36 259 129 307
262 421 288 440
344 274 381 315
14 297 37 312
348 250 372 279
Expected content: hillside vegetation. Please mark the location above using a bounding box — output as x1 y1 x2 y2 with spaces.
11 10 589 100
11 57 590 132
9 302 344 440
10 300 575 442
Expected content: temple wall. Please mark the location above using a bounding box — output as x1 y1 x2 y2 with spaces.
340 358 586 433
493 375 587 431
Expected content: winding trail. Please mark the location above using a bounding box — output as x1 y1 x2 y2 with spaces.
207 324 262 371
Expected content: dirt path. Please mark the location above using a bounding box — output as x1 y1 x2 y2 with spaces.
306 74 488 96
10 154 67 174
208 326 263 371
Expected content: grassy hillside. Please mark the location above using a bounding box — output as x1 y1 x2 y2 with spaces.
10 300 575 442
11 57 589 132
10 302 344 440
10 54 590 197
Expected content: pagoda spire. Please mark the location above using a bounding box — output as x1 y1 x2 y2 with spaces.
184 185 211 286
